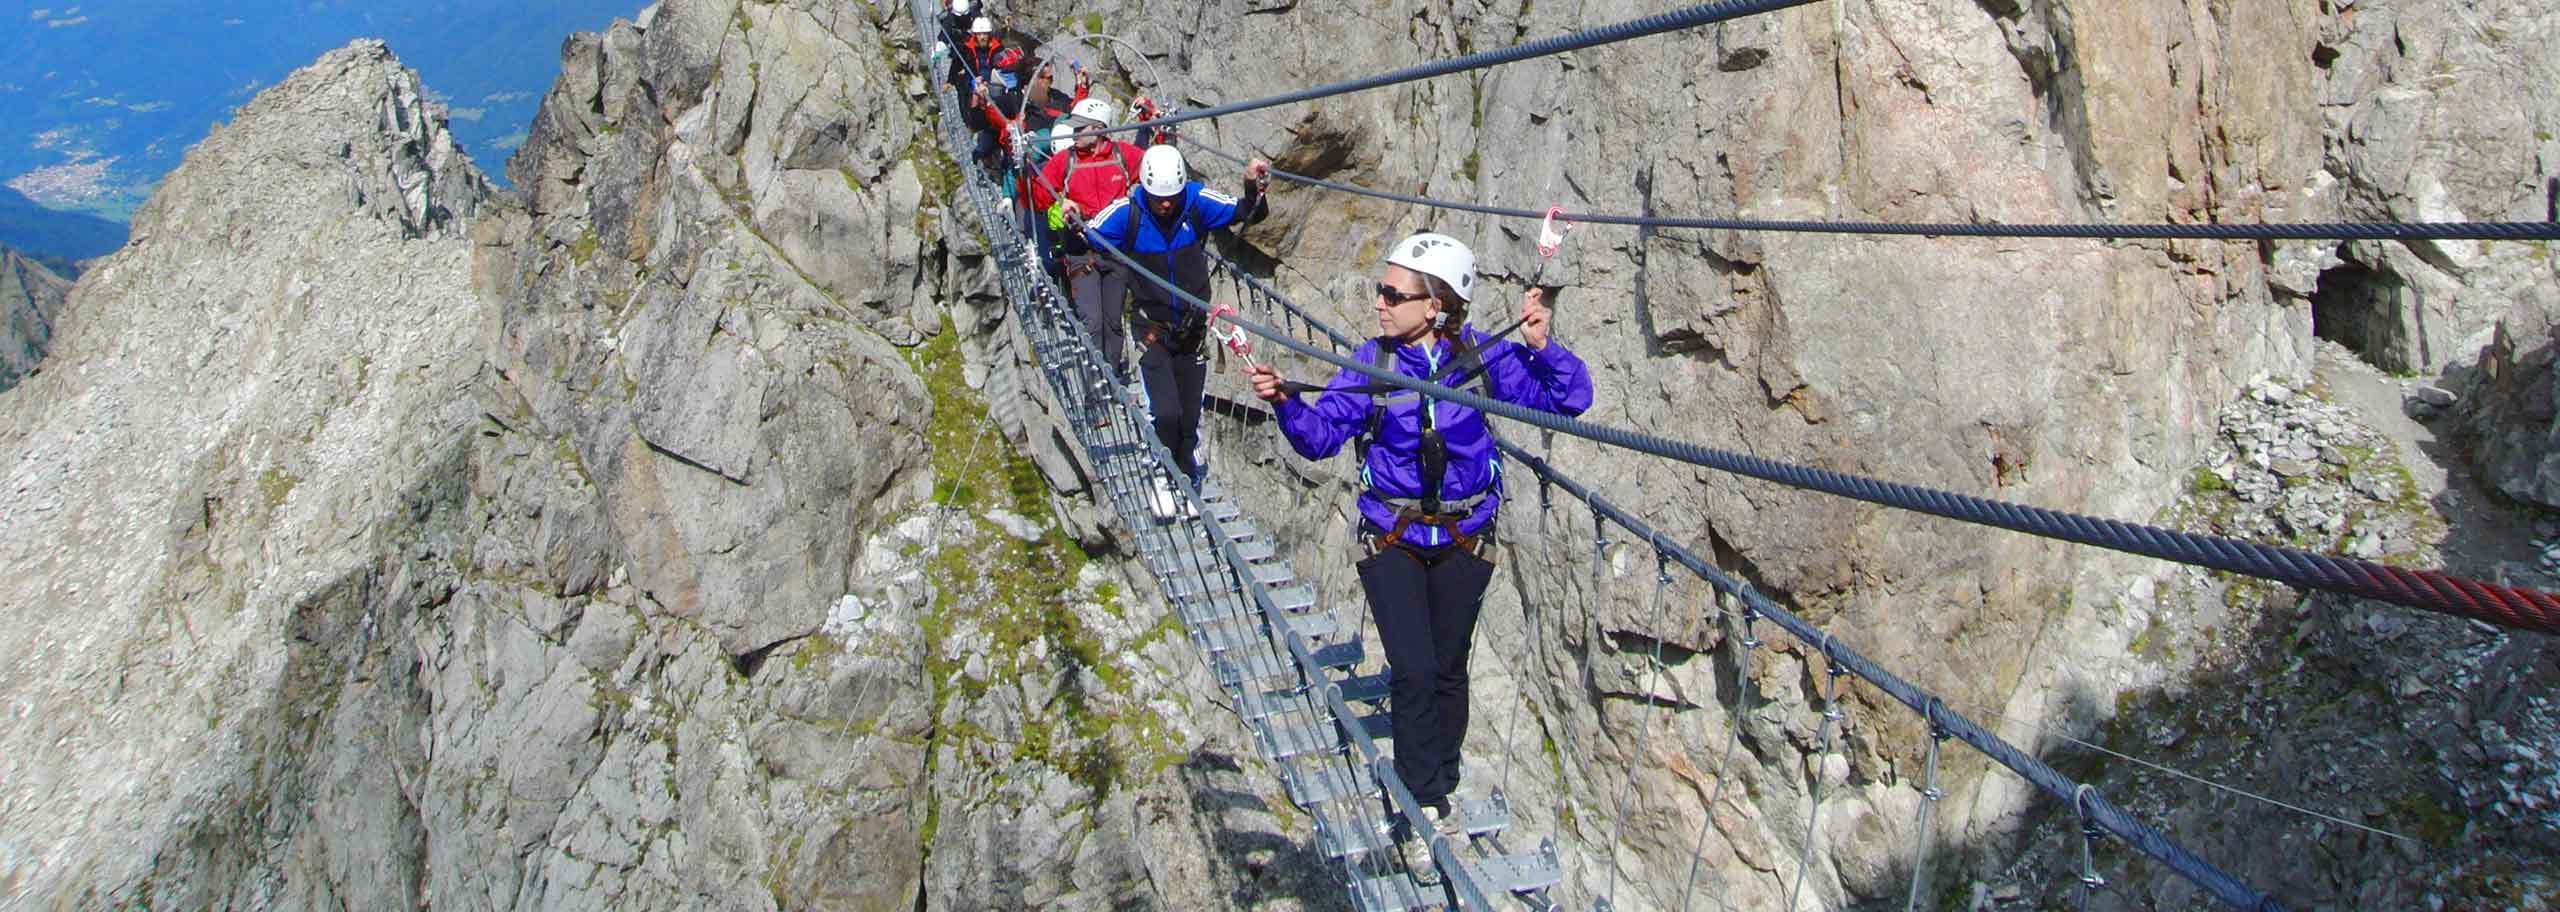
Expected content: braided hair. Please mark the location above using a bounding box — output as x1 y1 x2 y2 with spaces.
1421 273 1479 372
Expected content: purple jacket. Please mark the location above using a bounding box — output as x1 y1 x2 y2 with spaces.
1273 328 1594 547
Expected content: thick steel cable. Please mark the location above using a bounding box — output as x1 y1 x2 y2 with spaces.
1135 247 2560 635
1184 257 2284 909
977 9 2298 897
1188 138 2560 243
919 49 1492 908
1509 448 2284 911
1058 0 1828 144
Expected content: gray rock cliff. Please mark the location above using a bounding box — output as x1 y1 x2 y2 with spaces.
2 9 1315 910
0 39 490 905
0 243 73 392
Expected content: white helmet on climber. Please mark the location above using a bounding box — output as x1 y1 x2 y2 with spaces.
1049 122 1077 155
968 16 993 34
951 0 973 16
1069 97 1114 127
1140 145 1188 198
1383 232 1476 302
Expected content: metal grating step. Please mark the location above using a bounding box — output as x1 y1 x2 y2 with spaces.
1265 720 1348 760
1269 583 1317 613
1176 592 1254 629
1454 790 1513 837
1472 839 1566 894
1335 671 1391 704
1214 647 1300 687
1160 567 1238 604
1247 559 1296 587
1231 536 1278 564
1221 518 1268 543
1314 798 1394 860
1282 610 1338 642
1284 753 1378 807
1312 638 1366 670
1244 685 1319 722
1353 711 1394 741
1352 874 1433 912
1194 620 1268 655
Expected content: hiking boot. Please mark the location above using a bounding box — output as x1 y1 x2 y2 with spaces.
1432 795 1468 839
1397 817 1442 887
1147 475 1179 522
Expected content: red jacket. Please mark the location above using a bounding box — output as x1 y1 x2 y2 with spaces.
1033 140 1144 216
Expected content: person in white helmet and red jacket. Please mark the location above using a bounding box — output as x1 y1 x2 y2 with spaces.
1032 97 1146 379
1246 232 1592 885
1083 145 1269 511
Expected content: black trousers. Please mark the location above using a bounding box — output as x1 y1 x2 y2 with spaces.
1138 334 1207 481
1356 538 1496 811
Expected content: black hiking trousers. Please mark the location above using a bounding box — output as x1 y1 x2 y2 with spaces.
1138 333 1207 482
1356 534 1496 816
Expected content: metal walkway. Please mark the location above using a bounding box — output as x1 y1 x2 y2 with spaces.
910 5 1563 906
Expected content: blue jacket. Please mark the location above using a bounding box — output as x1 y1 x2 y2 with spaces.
1085 181 1266 321
1273 329 1594 546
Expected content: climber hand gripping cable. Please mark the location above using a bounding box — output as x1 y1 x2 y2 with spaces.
1457 207 1572 357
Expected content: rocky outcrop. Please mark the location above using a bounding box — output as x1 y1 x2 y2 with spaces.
1089 0 2557 905
0 39 490 904
2446 293 2560 511
0 242 72 390
1984 349 2559 908
478 2 1313 907
3 6 1308 910
2290 0 2560 375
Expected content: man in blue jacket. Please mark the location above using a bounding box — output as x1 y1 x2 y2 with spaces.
1246 232 1593 885
1085 145 1269 514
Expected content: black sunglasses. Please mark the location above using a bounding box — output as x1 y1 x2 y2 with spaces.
1375 282 1433 303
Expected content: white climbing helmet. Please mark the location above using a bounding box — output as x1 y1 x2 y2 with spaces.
969 16 993 34
1049 122 1076 155
1383 232 1476 302
1070 97 1114 127
1140 145 1188 198
951 0 973 16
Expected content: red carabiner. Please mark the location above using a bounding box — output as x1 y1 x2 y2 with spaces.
1209 303 1259 365
1538 206 1571 258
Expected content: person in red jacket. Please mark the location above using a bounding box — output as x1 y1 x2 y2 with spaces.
1033 98 1146 379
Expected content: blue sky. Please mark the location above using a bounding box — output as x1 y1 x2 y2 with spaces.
3 1 642 222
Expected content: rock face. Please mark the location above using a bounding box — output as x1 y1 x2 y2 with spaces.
1059 0 2553 905
2293 0 2560 375
2448 293 2560 510
2 8 1310 911
0 242 72 391
0 39 491 904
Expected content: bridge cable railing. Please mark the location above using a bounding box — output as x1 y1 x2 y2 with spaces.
921 0 2558 902
1103 232 2297 908
1201 248 2269 910
918 5 1555 907
1180 138 2560 243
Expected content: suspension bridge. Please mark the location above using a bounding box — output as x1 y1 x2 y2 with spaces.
905 0 2560 908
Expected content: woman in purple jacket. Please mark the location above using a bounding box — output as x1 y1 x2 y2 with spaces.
1247 232 1593 883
